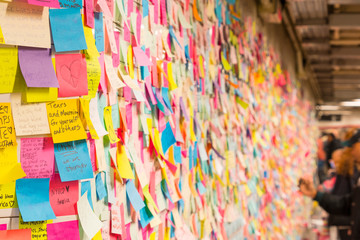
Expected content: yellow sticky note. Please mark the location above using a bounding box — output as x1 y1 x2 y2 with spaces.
0 45 17 93
256 185 264 197
167 62 177 91
0 181 18 209
0 103 17 148
153 128 164 157
244 184 252 196
92 230 102 240
199 55 205 78
83 25 100 58
0 26 4 44
127 45 134 79
117 145 135 179
19 215 51 240
103 106 120 144
149 232 156 240
80 98 99 139
24 87 58 103
46 99 87 143
189 118 197 142
221 53 231 71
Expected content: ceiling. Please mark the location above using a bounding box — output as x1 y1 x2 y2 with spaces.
287 0 360 104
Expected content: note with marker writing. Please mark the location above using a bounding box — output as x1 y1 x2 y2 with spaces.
0 46 17 94
0 146 26 185
49 8 87 52
0 103 16 149
59 0 82 8
19 215 51 240
49 174 79 216
47 220 80 240
77 192 102 239
20 138 54 179
46 99 87 143
0 182 18 209
11 93 50 136
54 140 94 182
18 47 59 88
16 178 56 222
55 53 88 97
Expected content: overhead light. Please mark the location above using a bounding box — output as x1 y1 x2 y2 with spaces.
340 101 360 107
317 105 340 110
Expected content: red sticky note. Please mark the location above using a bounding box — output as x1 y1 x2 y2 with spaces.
49 174 79 216
55 54 88 97
47 220 80 240
0 229 31 240
28 0 60 8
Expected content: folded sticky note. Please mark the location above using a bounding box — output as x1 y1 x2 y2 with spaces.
126 180 145 212
54 140 94 182
49 8 87 52
16 178 56 222
77 192 102 239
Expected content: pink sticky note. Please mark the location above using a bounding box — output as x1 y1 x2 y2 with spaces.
28 0 60 8
126 104 132 134
136 10 142 44
55 53 88 97
0 224 7 230
98 52 108 93
153 0 158 24
20 137 55 179
85 0 95 28
123 19 131 43
133 47 153 66
47 220 80 240
98 0 112 17
128 0 133 16
160 0 167 25
112 31 120 67
49 174 79 216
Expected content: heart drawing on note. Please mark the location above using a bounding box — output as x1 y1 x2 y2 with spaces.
60 60 82 88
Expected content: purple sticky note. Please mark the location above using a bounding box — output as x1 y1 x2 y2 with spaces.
18 47 59 88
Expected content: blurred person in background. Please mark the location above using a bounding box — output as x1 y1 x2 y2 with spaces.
318 134 328 183
325 133 342 169
299 130 360 240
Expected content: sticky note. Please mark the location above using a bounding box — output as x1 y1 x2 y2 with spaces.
126 180 145 211
139 206 154 228
19 215 51 240
47 220 80 240
104 106 120 144
77 192 102 239
117 145 135 179
0 229 31 240
84 0 94 28
58 0 82 8
54 140 94 182
127 45 135 79
94 12 104 53
95 172 107 200
18 47 59 88
89 97 108 137
46 99 87 143
0 2 51 48
161 122 176 154
0 224 6 230
173 146 182 164
49 8 87 52
0 103 17 148
11 93 51 136
24 87 58 103
133 47 153 66
81 181 93 210
49 174 79 216
0 146 26 185
111 199 122 235
0 182 18 209
20 138 54 179
0 46 17 94
55 53 88 97
104 54 126 90
16 178 56 222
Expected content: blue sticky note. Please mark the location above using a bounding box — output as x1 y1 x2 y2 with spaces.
81 181 93 210
169 26 182 49
126 180 145 212
111 103 120 129
59 0 82 8
95 12 104 53
95 172 107 200
142 0 149 17
49 9 87 52
54 140 94 182
139 206 154 228
174 146 182 164
162 87 173 114
161 122 176 154
196 181 206 195
16 178 56 222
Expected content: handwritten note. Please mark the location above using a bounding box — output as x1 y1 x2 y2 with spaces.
11 93 50 136
59 0 82 8
0 229 31 240
19 215 51 240
0 103 16 148
0 182 18 209
110 199 122 235
103 106 120 144
49 174 79 216
18 47 59 88
20 138 54 179
46 99 87 143
16 178 56 222
49 8 87 52
47 220 80 240
54 140 94 182
77 192 102 239
0 46 17 94
0 1 51 48
55 53 88 97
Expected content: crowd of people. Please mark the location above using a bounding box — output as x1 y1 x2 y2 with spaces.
300 129 360 240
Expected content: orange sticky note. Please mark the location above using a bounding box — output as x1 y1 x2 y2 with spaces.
0 229 31 240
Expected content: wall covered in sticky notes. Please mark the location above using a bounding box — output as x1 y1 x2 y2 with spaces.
0 0 317 238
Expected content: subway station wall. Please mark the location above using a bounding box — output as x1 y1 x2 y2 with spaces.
0 0 317 239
